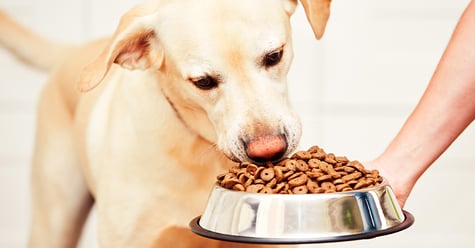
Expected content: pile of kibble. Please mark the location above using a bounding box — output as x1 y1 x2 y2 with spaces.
217 145 383 194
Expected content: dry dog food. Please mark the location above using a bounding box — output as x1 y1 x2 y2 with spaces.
217 145 383 194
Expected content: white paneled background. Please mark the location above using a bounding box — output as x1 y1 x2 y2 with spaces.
0 0 474 247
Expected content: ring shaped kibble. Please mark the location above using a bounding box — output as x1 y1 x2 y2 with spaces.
216 145 384 194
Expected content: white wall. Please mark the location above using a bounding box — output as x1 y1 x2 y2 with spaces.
0 0 473 247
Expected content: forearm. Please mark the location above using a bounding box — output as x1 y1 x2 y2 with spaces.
370 1 475 202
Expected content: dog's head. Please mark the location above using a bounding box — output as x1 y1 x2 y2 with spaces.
77 0 331 163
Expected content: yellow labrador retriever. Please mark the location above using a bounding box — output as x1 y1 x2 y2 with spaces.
0 0 331 247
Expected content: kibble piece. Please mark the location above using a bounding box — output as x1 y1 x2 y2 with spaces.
254 179 265 185
246 184 264 193
233 184 246 191
312 152 326 160
222 178 241 189
346 180 359 186
274 166 285 182
260 168 275 182
281 183 290 192
324 153 337 164
238 173 252 184
307 145 321 154
296 160 309 172
273 182 286 193
336 156 349 163
255 167 265 179
288 173 308 187
316 174 332 182
335 183 350 192
246 163 258 175
240 162 252 168
354 180 370 190
342 172 363 182
307 159 321 169
334 166 345 171
306 170 323 178
285 160 298 171
293 151 312 160
307 181 322 193
260 186 273 194
321 182 336 191
217 173 227 181
333 178 345 185
243 178 253 187
347 161 366 172
292 185 309 194
283 170 294 179
319 161 340 178
266 178 277 188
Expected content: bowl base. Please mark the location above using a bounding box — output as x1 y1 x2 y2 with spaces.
189 211 414 244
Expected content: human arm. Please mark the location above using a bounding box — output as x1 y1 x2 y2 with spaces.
365 0 475 207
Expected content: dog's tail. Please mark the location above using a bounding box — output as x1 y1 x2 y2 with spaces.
0 10 75 71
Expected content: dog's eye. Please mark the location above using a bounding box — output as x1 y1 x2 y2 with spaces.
191 76 218 90
263 49 283 67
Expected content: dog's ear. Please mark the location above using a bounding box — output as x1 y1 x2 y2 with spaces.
299 0 332 40
77 7 163 92
282 0 298 16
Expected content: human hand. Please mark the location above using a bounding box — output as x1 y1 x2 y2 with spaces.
364 159 415 208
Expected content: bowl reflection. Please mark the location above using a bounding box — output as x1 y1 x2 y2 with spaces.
190 180 414 244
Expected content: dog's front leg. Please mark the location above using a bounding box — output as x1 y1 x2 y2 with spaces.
92 161 212 248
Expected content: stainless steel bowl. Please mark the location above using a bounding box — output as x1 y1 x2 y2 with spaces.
190 180 414 244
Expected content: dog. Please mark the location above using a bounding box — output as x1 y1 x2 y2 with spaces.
0 0 331 247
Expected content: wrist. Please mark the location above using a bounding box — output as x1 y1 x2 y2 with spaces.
365 154 422 207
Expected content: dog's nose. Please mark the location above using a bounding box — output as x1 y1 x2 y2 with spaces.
245 135 287 163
